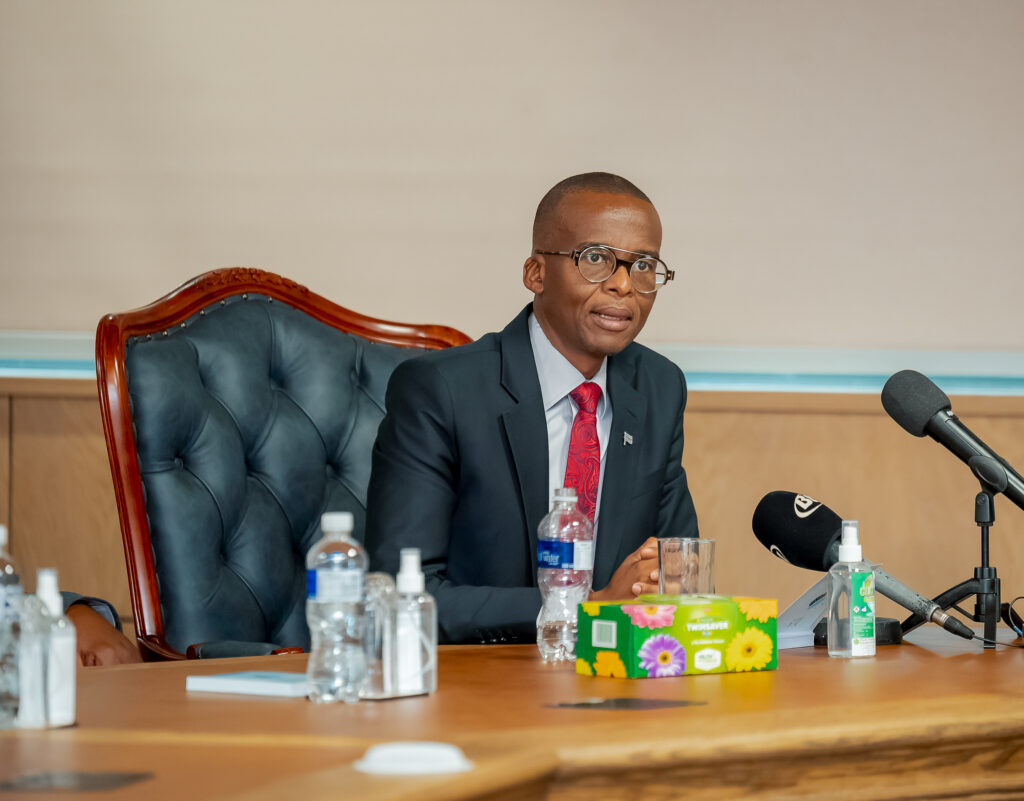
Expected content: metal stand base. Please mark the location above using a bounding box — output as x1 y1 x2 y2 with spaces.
900 569 1000 648
901 480 1002 649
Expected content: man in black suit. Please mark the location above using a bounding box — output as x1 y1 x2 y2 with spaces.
365 172 698 644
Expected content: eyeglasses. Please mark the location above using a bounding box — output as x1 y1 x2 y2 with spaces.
534 244 674 294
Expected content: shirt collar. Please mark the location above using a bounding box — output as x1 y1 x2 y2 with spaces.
528 312 608 414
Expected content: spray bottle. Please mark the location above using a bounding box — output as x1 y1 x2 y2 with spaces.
827 520 876 658
395 548 437 696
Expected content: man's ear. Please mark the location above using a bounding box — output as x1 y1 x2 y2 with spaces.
523 255 545 294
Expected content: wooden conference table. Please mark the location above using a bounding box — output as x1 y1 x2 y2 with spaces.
2 629 1023 801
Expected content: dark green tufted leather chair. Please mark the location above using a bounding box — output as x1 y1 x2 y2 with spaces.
97 268 469 660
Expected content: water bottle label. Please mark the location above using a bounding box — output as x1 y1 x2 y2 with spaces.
573 541 594 570
538 539 591 570
0 584 21 621
307 568 363 602
850 570 876 656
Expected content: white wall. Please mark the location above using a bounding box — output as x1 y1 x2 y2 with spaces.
2 0 1023 353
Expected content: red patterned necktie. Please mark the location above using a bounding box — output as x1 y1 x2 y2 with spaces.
564 382 602 521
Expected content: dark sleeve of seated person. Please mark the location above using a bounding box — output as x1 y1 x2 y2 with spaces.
365 353 543 645
61 591 141 666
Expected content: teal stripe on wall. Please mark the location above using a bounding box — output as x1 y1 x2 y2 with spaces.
685 372 1024 396
4 358 1024 396
0 359 94 373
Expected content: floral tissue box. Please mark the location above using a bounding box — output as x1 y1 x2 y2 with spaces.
575 595 778 678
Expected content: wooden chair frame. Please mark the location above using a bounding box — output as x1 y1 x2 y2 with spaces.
96 267 471 660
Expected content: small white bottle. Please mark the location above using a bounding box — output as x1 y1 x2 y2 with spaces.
827 521 876 658
395 548 437 696
35 569 76 727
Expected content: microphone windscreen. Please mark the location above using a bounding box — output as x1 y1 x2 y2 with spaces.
881 370 951 437
751 491 843 571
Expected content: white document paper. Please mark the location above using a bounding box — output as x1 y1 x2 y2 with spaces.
777 575 829 649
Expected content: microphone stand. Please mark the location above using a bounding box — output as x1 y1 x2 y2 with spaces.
900 457 1003 649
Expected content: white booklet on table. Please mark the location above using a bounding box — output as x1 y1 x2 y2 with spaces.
185 671 309 697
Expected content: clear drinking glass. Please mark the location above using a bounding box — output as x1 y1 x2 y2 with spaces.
658 538 716 596
362 572 397 700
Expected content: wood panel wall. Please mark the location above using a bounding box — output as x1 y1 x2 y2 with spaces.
686 392 1024 621
0 379 127 622
11 398 126 608
0 396 9 531
2 377 1023 636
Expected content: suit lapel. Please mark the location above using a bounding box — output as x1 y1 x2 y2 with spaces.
499 306 548 575
595 353 647 589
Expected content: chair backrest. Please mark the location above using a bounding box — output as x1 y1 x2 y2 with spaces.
97 268 470 660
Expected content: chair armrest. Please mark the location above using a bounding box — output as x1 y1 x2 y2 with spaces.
186 640 301 659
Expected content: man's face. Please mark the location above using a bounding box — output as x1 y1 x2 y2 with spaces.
525 190 662 378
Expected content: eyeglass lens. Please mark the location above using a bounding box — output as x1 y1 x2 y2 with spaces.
576 246 667 293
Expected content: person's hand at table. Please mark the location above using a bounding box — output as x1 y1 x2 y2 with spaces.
65 604 142 666
589 536 659 602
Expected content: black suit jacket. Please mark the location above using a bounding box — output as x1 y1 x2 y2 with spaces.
365 304 698 644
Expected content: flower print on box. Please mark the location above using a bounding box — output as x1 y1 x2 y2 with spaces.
638 634 687 678
622 604 676 630
593 651 626 678
725 627 774 672
733 597 777 624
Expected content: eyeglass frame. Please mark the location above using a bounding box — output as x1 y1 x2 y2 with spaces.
534 243 675 293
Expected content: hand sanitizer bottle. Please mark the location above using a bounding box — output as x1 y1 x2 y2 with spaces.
395 548 437 696
35 569 76 727
827 521 876 658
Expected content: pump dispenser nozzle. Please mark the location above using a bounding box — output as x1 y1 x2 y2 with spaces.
36 568 62 618
837 520 862 563
397 548 425 594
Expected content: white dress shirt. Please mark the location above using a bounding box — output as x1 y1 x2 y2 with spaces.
528 313 612 538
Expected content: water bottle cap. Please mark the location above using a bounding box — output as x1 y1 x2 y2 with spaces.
552 487 577 503
321 511 354 534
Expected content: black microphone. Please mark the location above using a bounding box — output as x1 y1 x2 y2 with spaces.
753 491 975 640
881 369 1024 512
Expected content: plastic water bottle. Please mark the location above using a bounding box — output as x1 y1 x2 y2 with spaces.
536 488 594 662
0 525 21 728
305 512 367 704
827 520 876 658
